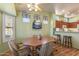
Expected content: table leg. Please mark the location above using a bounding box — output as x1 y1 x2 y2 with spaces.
31 46 39 56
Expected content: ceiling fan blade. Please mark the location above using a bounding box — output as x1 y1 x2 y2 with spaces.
35 5 42 11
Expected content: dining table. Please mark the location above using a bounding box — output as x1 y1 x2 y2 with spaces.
23 36 57 55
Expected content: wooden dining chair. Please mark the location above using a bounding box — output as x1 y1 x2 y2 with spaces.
45 41 54 56
8 40 31 56
37 42 54 56
37 43 48 56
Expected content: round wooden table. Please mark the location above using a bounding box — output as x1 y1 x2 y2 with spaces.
23 36 56 55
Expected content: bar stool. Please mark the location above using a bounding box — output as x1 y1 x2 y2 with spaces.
55 34 61 44
63 36 72 48
63 36 68 47
68 36 72 48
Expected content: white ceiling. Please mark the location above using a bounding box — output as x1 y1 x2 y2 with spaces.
15 3 79 17
15 3 57 13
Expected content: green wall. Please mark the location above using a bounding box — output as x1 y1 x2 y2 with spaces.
69 15 79 22
0 3 16 53
16 11 51 42
0 12 2 45
50 13 56 36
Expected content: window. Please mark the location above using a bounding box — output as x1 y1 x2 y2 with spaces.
2 13 15 42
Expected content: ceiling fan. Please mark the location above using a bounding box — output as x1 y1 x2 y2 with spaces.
26 3 41 12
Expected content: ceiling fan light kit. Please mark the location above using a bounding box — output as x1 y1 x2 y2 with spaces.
27 3 40 12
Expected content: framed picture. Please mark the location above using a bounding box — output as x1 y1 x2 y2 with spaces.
22 12 30 23
33 14 42 29
43 16 48 24
32 20 42 29
34 14 40 20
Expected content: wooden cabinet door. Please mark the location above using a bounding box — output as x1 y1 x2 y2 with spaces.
56 21 63 28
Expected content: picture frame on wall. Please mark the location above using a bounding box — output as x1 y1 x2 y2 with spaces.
32 14 42 29
43 16 48 24
22 12 30 23
34 14 41 20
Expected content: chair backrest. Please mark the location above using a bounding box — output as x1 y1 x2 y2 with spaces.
39 41 54 56
45 41 54 56
39 43 48 56
12 40 19 49
8 40 19 56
